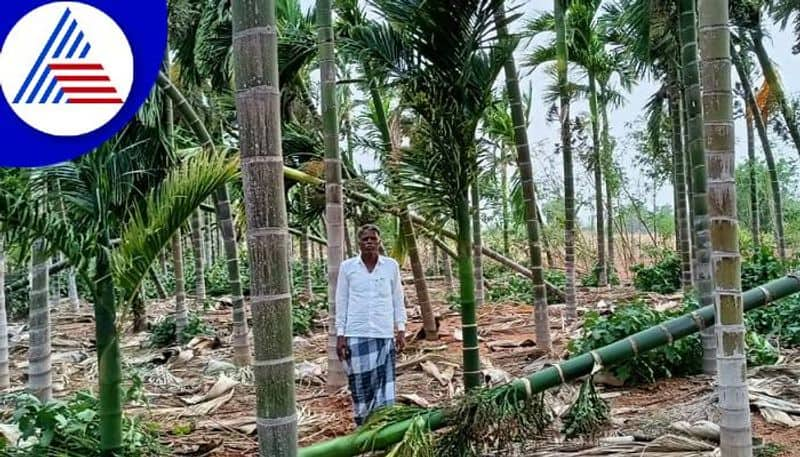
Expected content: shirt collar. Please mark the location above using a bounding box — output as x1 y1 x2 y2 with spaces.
358 254 385 267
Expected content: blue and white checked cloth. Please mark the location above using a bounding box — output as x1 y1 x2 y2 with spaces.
345 337 396 425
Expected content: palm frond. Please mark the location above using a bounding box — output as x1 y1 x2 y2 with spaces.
113 149 240 306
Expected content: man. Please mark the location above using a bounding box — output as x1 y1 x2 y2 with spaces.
335 224 406 426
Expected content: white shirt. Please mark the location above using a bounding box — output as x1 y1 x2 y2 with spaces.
335 254 406 338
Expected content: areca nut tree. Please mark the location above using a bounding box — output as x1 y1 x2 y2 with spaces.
318 0 348 391
0 137 238 455
231 0 297 454
699 0 752 453
344 0 515 390
679 0 716 375
494 2 552 350
337 0 439 340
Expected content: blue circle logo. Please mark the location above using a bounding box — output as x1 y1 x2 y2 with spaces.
0 1 167 167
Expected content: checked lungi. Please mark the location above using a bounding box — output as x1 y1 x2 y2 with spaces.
345 337 396 425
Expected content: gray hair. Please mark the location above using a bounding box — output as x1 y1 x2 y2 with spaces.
356 223 381 240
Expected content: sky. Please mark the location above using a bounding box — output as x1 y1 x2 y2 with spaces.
299 0 800 223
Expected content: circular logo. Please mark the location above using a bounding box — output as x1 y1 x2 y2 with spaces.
0 2 133 136
0 1 166 167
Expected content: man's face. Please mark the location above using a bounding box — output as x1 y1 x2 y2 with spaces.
359 229 380 255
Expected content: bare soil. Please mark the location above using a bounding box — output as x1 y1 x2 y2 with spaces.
3 277 798 456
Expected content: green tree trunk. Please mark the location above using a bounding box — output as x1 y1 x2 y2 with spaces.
600 96 615 281
471 182 485 308
732 45 786 260
29 239 51 402
751 29 800 158
214 187 251 366
746 115 760 247
499 147 510 256
699 1 752 453
93 238 122 455
67 268 79 312
455 196 480 390
668 77 693 292
400 212 438 339
556 0 576 321
496 3 551 348
0 237 8 389
300 228 313 297
588 74 607 286
318 0 347 391
679 0 716 375
156 71 252 365
190 210 206 304
172 231 188 335
232 0 297 453
131 290 147 333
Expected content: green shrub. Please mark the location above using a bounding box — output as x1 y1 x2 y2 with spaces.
741 246 785 292
580 264 620 287
293 295 327 335
148 312 213 348
486 269 568 304
746 295 800 348
1 389 164 456
567 299 703 385
631 251 681 294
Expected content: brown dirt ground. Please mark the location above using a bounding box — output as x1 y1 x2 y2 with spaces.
2 276 798 456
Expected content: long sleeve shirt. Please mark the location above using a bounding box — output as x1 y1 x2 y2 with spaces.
335 255 406 338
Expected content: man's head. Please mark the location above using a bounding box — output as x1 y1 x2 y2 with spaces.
357 224 381 255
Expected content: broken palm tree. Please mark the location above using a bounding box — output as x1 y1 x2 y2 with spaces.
298 274 800 457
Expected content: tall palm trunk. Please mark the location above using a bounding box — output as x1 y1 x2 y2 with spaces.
588 74 606 286
668 76 693 292
732 45 786 260
471 182 485 308
300 228 313 297
0 238 9 389
318 0 347 391
751 29 800 158
172 231 188 335
499 147 510 256
214 188 251 366
600 95 615 281
699 1 752 454
190 210 206 304
400 213 437 339
455 196 480 390
746 115 760 247
555 0 576 321
29 239 52 402
232 0 297 453
679 0 715 375
93 235 122 455
443 245 454 293
496 3 551 348
344 219 353 258
156 71 252 365
67 268 79 312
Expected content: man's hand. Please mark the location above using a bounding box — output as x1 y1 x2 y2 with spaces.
395 330 406 353
336 336 349 361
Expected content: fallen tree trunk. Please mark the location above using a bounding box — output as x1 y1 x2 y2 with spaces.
298 273 800 457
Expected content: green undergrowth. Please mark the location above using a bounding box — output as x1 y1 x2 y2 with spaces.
0 383 164 456
561 377 610 439
568 298 780 385
580 264 620 287
482 269 567 305
148 312 213 348
747 294 800 349
631 250 681 294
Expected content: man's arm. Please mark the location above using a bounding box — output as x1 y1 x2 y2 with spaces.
335 263 349 337
392 261 406 333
